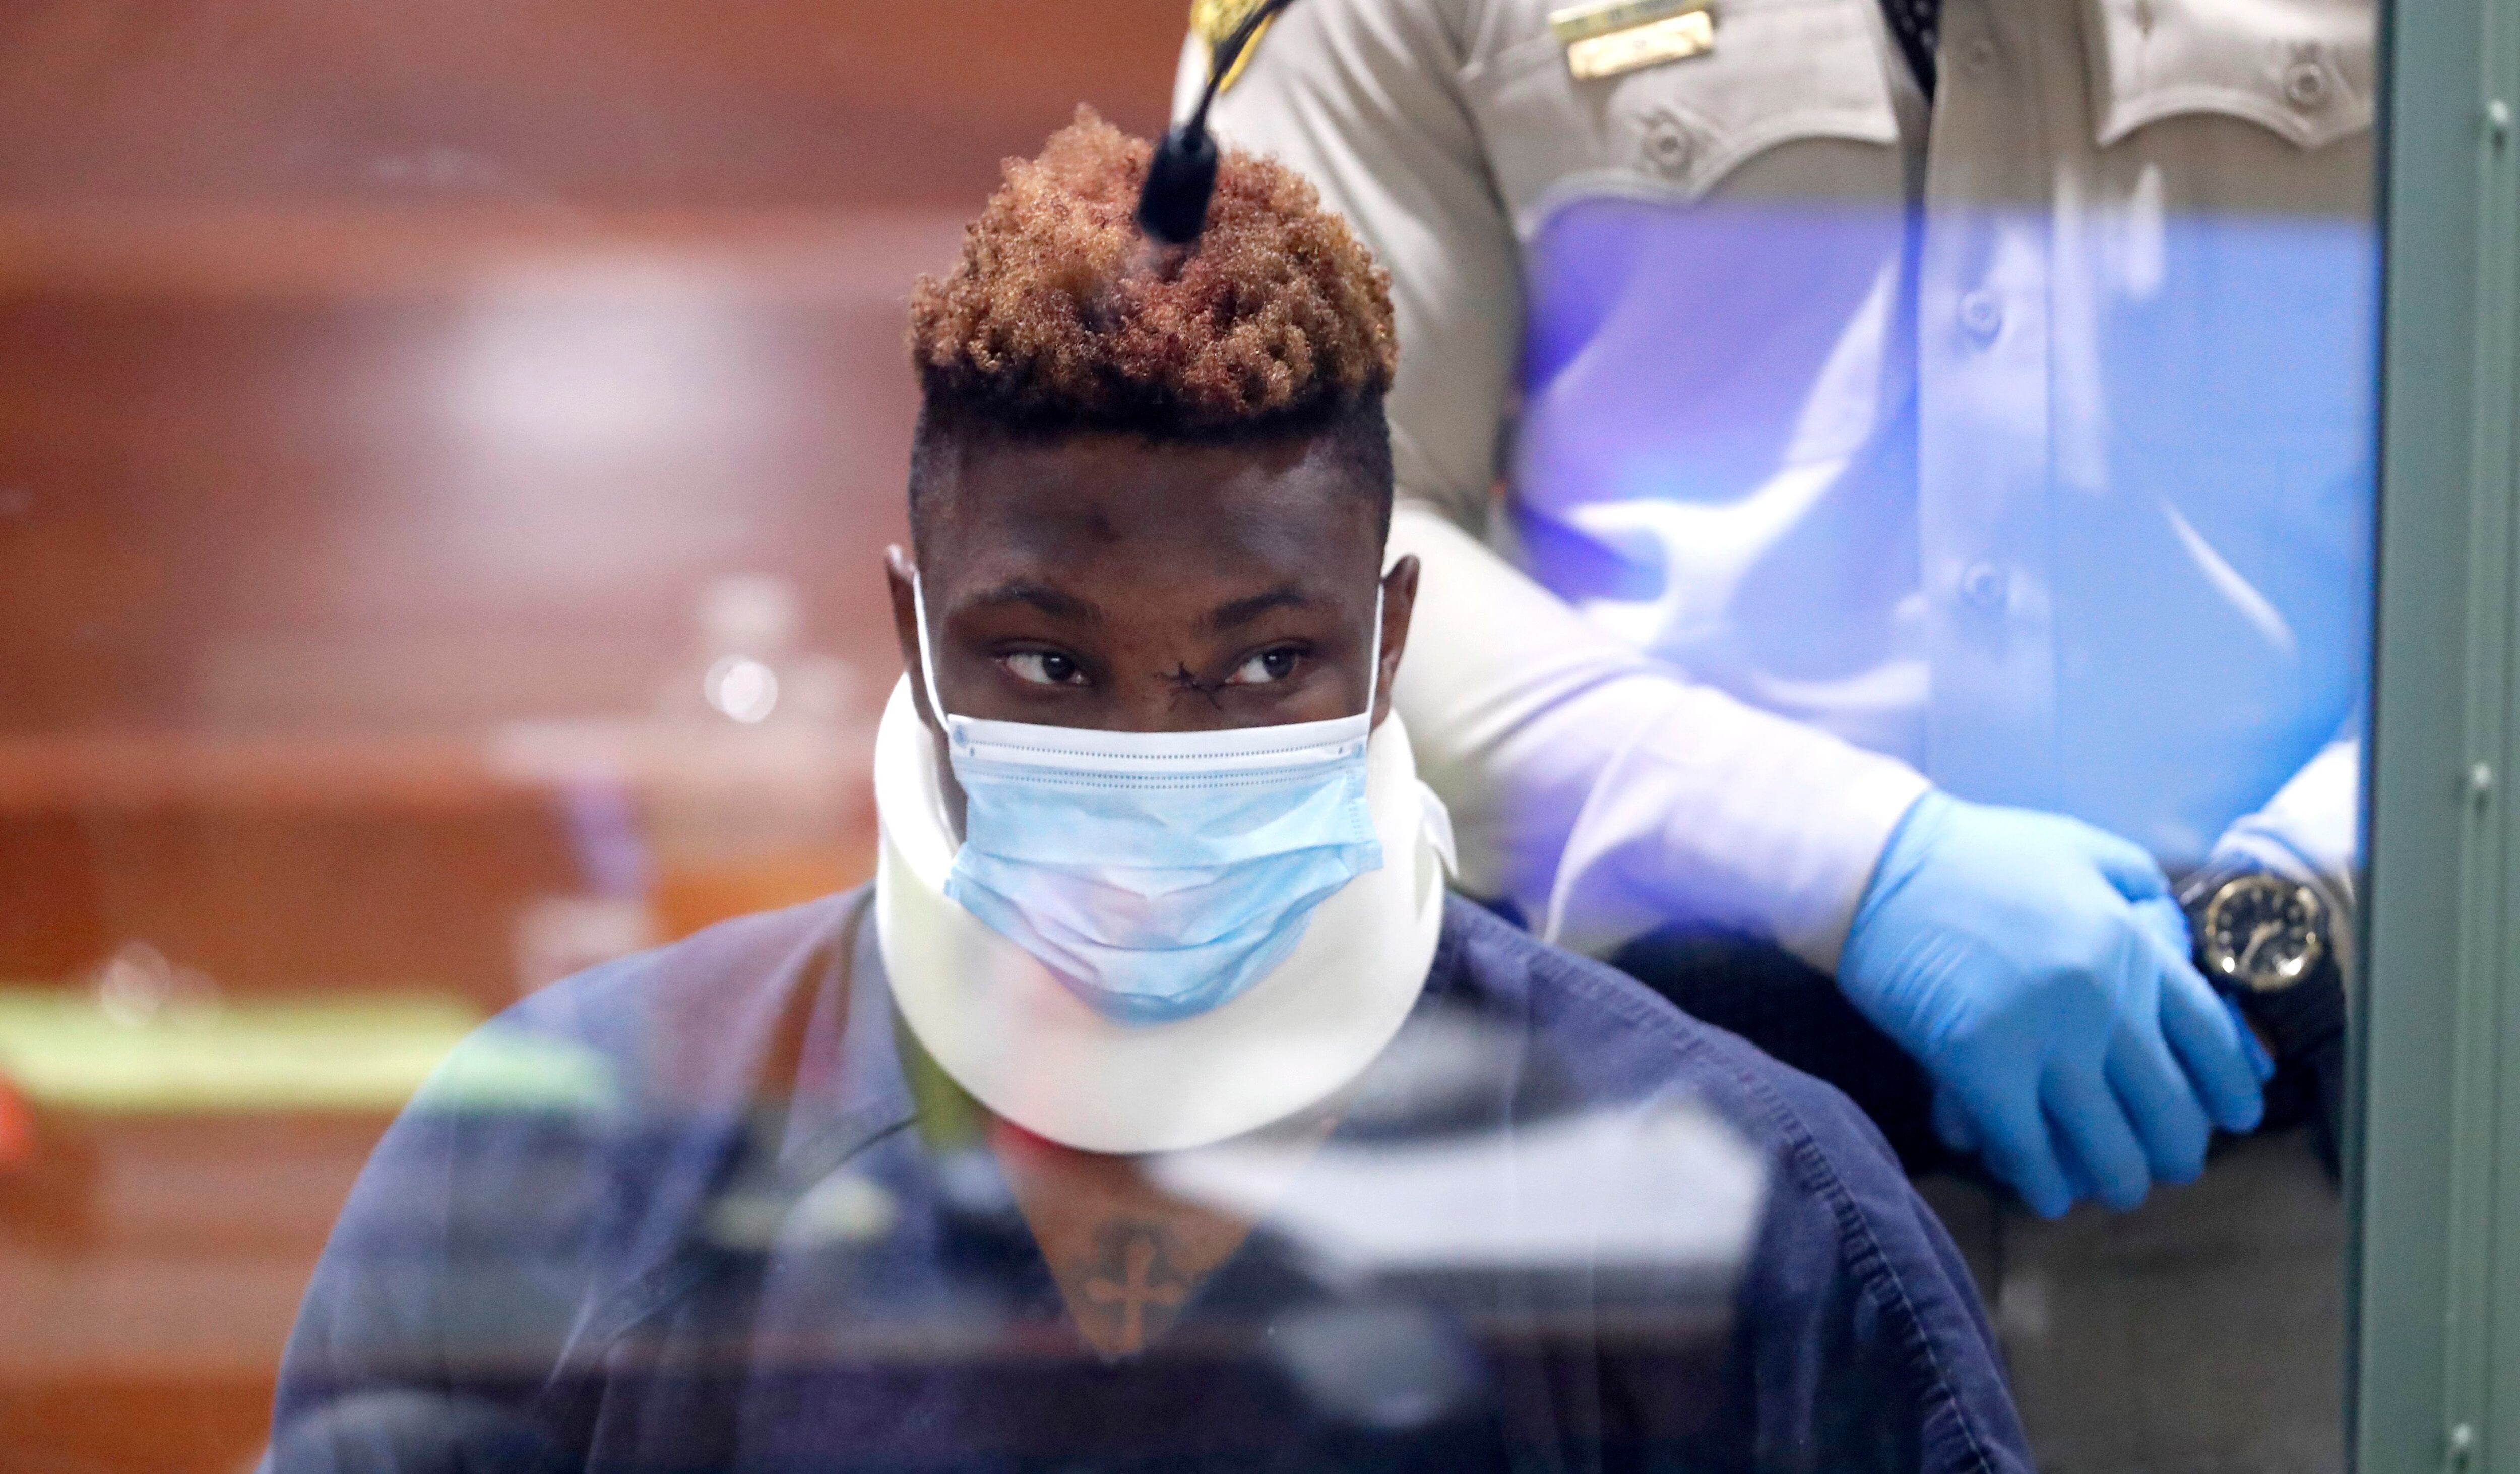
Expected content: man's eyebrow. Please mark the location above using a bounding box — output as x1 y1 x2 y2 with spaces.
969 581 1101 621
1208 585 1314 632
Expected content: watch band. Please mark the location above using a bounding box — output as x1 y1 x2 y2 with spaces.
2177 863 2349 1178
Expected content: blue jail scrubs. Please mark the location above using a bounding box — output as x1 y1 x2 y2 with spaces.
268 892 2030 1474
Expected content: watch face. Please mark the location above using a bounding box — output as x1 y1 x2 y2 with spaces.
2199 874 2327 993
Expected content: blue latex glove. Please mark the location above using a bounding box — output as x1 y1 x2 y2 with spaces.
1840 793 2272 1218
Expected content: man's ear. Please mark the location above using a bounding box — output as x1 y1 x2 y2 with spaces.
884 545 941 733
1373 554 1419 729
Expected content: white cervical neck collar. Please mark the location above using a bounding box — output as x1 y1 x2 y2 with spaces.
871 678 1453 1154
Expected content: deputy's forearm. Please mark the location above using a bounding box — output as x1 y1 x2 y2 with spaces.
1390 503 1928 968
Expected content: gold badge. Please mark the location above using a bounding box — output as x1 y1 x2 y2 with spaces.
1547 0 1716 79
1191 0 1281 93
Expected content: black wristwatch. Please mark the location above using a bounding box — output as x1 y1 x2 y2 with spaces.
2177 865 2348 1173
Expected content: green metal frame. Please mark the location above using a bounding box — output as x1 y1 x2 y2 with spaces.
2357 0 2520 1467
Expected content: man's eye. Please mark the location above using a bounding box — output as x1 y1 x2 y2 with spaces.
1002 651 1086 687
1227 648 1303 685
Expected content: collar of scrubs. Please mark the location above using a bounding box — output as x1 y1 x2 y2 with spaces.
873 676 1456 1154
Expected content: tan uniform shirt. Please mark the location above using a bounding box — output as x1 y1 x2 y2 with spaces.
1182 0 2373 966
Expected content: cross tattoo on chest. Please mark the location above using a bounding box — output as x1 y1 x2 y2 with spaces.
1082 1225 1189 1355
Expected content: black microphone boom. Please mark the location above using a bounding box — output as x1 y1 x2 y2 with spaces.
1135 0 1301 246
1137 125 1221 247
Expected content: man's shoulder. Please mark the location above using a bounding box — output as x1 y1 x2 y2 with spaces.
492 889 868 1066
1430 905 1948 1300
1433 899 2029 1473
389 889 872 1205
362 890 873 1275
1435 896 1896 1164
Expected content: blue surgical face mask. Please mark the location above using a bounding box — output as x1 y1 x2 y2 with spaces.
913 573 1385 1024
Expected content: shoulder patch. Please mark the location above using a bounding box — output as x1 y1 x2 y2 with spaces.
1190 0 1280 93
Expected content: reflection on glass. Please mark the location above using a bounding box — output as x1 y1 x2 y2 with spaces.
1 0 2383 1469
266 915 1997 1471
646 575 868 940
1201 0 2372 1469
262 114 2029 1473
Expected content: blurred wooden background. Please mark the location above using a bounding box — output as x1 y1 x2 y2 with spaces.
0 2 1187 1467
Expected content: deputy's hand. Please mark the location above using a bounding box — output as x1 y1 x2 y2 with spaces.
1838 793 2270 1217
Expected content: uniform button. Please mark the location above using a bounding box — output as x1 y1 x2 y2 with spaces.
2283 58 2330 109
1639 110 1695 179
1958 290 2004 342
1959 562 2008 611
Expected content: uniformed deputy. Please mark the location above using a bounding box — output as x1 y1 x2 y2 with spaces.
1182 0 2370 1466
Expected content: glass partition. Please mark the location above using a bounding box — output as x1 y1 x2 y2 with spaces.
0 0 2395 1469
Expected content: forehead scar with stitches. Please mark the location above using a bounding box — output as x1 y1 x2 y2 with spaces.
1166 663 1227 708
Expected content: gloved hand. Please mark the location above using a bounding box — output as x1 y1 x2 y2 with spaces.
1839 793 2273 1217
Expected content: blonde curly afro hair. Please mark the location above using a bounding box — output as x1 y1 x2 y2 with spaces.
909 108 1398 442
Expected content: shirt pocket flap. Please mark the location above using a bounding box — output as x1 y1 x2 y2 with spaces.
1460 0 1899 235
2081 0 2374 150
